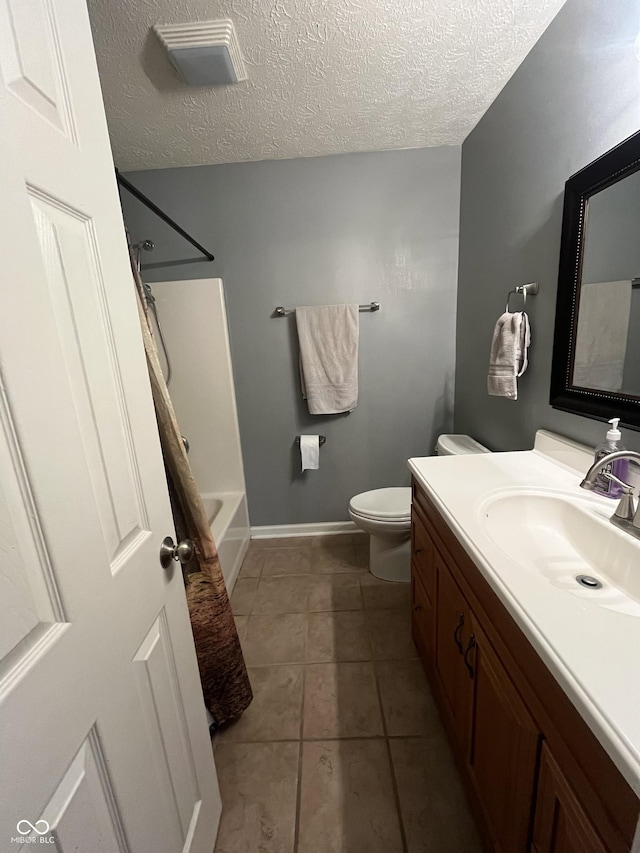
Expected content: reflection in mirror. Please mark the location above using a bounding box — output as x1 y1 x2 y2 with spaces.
550 129 640 429
573 170 640 395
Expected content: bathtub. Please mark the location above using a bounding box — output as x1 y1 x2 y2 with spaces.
200 491 250 592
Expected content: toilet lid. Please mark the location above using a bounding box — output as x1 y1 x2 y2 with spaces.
437 434 491 455
349 487 411 520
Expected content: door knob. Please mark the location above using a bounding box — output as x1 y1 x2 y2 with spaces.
159 536 194 568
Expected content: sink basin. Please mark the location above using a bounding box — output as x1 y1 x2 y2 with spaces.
477 490 640 616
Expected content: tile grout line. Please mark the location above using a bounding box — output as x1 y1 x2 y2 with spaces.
218 733 432 745
292 602 308 853
371 655 410 853
357 571 366 610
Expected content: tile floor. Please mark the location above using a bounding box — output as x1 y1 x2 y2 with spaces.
213 534 481 853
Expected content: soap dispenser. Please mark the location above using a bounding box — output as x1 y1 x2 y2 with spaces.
593 418 628 498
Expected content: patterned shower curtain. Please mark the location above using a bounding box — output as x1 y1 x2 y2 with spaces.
128 245 252 726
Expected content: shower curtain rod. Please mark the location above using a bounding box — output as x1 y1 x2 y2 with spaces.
115 169 215 261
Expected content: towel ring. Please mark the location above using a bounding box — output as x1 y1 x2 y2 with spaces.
506 281 539 313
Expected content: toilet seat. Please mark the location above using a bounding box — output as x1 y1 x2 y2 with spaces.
349 487 411 522
349 512 410 536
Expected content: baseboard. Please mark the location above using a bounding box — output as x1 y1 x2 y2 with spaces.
250 520 358 539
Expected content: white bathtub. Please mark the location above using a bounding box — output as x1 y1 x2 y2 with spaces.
200 491 250 592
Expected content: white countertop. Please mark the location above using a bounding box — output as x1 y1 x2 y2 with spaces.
408 431 640 799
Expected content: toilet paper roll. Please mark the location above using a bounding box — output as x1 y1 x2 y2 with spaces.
300 435 320 472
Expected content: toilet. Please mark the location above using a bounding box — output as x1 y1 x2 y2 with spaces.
349 488 412 583
349 434 490 583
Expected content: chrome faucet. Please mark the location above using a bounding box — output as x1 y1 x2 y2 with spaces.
580 450 640 539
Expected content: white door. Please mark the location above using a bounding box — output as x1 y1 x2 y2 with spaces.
0 0 221 851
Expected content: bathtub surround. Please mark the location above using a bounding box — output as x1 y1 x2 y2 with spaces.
122 146 461 526
150 279 249 588
455 0 640 451
200 492 248 590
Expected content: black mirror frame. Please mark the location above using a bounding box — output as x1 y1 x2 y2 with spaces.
550 129 640 430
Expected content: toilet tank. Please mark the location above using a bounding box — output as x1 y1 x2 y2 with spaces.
436 434 491 456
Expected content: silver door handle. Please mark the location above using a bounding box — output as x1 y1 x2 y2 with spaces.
159 536 194 568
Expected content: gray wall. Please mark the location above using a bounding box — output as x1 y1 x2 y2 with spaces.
455 0 640 452
123 147 461 525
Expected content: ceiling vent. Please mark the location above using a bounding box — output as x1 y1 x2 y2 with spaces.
154 19 247 86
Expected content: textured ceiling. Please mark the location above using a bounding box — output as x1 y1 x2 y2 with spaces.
88 0 566 170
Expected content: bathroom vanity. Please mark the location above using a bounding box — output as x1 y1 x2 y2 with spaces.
409 432 640 852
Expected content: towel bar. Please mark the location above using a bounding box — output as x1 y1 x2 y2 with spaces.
275 302 380 316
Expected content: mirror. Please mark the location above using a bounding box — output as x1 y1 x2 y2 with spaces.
550 129 640 429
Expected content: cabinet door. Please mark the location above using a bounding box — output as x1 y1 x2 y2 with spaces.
467 618 541 851
412 572 435 665
411 511 436 666
532 743 608 853
411 509 436 602
435 559 474 751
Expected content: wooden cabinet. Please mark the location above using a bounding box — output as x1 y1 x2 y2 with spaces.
532 744 608 853
435 557 474 751
411 508 435 602
467 618 541 850
411 571 434 665
411 510 436 667
410 479 639 852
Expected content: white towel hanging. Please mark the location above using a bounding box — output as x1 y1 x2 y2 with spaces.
487 311 531 400
296 304 359 415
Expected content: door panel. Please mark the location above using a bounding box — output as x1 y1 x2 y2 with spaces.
0 0 76 137
435 557 473 751
411 510 436 602
533 743 608 853
468 619 541 851
133 611 201 843
38 730 129 852
29 187 151 567
0 398 65 661
412 572 435 665
0 0 220 849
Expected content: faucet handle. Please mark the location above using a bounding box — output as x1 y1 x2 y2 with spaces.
603 472 635 494
603 472 636 521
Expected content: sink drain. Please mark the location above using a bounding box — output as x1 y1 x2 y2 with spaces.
576 574 603 590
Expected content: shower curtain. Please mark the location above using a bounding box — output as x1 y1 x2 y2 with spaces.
128 244 252 726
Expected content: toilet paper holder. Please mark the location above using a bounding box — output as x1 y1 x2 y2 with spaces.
296 435 326 447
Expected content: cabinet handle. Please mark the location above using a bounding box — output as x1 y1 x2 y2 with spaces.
413 547 423 555
413 604 423 613
453 612 465 654
463 634 476 679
